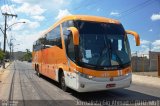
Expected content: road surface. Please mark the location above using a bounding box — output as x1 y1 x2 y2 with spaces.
0 61 160 106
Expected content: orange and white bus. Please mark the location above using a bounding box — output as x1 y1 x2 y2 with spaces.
32 15 140 92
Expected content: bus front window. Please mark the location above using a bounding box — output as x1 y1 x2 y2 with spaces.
75 21 131 69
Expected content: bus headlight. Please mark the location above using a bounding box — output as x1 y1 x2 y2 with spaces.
125 72 131 76
80 73 94 79
74 69 94 79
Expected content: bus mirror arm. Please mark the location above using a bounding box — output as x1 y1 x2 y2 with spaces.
67 27 79 45
126 30 140 46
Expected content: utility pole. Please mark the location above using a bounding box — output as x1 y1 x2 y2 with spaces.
12 45 14 60
2 13 17 68
158 55 160 77
135 51 138 71
9 40 12 61
9 36 14 61
142 54 145 72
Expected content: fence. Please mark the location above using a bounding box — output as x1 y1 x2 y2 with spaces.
131 52 159 72
131 53 150 72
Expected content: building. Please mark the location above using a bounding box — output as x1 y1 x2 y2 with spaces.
131 56 150 72
149 51 160 71
131 51 160 72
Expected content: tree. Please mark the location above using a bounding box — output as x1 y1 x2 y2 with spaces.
21 49 32 61
5 51 10 59
0 49 4 62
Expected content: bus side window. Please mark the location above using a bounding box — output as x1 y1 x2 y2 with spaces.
36 40 41 51
62 21 75 61
55 26 62 48
62 21 74 46
45 32 53 48
33 41 36 51
67 33 75 61
45 25 62 49
39 36 46 49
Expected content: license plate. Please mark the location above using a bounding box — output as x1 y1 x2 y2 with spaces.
106 83 116 88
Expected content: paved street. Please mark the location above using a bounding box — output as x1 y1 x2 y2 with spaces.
133 72 159 77
0 61 160 106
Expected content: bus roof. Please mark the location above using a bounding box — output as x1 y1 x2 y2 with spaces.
36 15 121 41
54 15 120 27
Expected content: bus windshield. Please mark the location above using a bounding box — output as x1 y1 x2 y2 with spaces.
75 21 131 69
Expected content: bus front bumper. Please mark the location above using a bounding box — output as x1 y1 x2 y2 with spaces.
76 73 132 92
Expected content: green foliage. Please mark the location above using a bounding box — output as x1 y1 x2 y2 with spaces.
0 49 4 60
21 49 32 61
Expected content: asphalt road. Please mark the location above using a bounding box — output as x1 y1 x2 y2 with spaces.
0 61 160 106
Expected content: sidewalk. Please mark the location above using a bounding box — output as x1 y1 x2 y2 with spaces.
0 62 13 100
132 74 160 88
133 72 158 77
0 62 11 72
0 62 11 82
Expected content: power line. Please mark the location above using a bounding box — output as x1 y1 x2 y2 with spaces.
3 0 8 13
6 0 13 14
120 0 151 15
4 0 12 14
118 0 154 19
6 36 10 49
6 0 16 15
0 1 5 22
0 6 3 15
69 0 94 12
1 0 17 16
44 0 100 27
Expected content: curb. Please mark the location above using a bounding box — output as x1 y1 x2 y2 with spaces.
0 62 12 72
5 62 12 69
133 73 159 78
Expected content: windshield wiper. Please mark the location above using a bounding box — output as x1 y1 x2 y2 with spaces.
96 47 110 66
119 62 131 68
111 51 123 65
95 34 112 67
79 62 97 68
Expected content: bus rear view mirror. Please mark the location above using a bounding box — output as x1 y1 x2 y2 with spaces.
126 30 140 46
67 27 79 45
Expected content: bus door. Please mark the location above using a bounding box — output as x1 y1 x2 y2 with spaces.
63 22 78 89
66 33 77 89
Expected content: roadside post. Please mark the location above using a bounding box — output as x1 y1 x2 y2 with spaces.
158 55 160 77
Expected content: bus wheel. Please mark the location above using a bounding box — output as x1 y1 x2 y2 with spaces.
60 72 67 91
36 65 41 77
35 64 37 71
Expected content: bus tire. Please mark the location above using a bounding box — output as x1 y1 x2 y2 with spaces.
35 64 37 71
36 65 41 77
60 72 67 91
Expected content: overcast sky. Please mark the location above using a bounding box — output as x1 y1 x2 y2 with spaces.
0 0 160 54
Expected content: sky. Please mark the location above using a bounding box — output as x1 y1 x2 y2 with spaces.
0 0 160 55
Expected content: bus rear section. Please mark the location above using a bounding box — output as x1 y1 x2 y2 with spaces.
32 15 140 92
